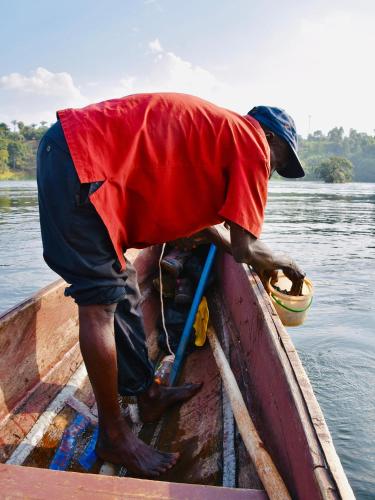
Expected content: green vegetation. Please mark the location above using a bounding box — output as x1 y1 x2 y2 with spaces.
0 121 374 182
315 156 353 183
0 121 48 180
299 127 375 182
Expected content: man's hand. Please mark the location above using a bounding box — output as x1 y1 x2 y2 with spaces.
229 222 305 292
169 222 306 294
256 268 278 289
261 257 305 294
280 259 305 285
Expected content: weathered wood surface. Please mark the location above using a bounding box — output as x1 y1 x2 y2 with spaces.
0 248 143 463
207 326 291 499
0 280 79 422
150 344 223 486
0 245 353 499
217 252 354 500
0 280 81 462
0 464 268 499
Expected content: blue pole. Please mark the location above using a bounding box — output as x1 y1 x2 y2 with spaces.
169 243 217 386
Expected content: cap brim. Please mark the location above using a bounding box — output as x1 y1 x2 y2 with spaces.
277 147 305 179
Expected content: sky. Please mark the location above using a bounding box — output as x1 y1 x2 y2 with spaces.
0 0 374 137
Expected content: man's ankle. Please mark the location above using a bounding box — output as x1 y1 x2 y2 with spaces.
99 415 129 438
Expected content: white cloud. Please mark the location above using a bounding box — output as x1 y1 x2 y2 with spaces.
1 16 374 137
0 67 84 100
138 12 375 136
0 67 87 125
249 10 375 135
149 38 163 53
115 40 240 112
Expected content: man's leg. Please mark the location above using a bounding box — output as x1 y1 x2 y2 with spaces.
79 303 180 475
113 260 201 423
37 124 199 476
114 259 155 396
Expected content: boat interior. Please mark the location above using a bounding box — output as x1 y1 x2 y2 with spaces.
0 247 350 498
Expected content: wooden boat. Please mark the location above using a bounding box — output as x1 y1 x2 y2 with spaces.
0 247 354 499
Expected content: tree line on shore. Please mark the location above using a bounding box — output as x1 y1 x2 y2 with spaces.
0 121 374 183
0 121 48 179
299 126 375 183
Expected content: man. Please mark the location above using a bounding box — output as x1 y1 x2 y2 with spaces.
37 93 305 477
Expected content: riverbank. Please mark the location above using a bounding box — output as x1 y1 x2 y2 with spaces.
0 170 35 181
1 172 374 184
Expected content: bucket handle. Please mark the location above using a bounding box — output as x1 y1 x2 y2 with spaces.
270 293 313 313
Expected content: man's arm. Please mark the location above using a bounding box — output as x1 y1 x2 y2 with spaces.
201 223 305 287
169 222 304 288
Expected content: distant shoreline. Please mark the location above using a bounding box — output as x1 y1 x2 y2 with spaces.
0 170 35 181
1 175 374 184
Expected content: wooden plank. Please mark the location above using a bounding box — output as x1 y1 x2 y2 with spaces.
208 292 263 491
251 271 354 499
217 252 354 499
207 326 291 500
218 255 331 498
0 246 149 463
220 317 236 488
6 364 87 466
0 280 79 425
0 343 82 462
143 345 224 486
0 463 267 499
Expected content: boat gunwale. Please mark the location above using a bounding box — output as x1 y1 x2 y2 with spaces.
0 246 354 498
220 257 354 499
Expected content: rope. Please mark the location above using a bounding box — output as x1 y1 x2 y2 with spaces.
158 243 175 358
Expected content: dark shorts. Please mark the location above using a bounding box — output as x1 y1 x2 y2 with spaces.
37 121 154 395
37 120 128 306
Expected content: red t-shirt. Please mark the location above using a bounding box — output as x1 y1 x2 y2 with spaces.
58 93 270 270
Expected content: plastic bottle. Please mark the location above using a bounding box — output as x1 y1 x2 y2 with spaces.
154 354 175 385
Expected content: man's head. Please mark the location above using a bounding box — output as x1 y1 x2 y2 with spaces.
247 106 305 179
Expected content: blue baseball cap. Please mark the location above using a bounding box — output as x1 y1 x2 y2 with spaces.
248 106 305 178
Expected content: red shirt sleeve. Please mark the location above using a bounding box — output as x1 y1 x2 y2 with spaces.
218 152 269 238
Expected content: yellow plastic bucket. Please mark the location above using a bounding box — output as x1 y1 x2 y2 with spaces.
267 273 314 327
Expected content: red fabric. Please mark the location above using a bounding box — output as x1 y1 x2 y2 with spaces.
58 93 270 270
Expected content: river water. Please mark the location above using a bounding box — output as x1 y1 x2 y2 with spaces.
0 180 374 498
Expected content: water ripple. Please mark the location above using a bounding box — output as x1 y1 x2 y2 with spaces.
0 179 374 498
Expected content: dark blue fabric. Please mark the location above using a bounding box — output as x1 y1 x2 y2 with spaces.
37 122 127 305
37 124 154 395
247 106 305 178
44 119 70 153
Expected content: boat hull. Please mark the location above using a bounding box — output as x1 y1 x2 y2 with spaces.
0 247 353 499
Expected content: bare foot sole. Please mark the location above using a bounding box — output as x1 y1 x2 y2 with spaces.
96 424 179 478
138 382 202 423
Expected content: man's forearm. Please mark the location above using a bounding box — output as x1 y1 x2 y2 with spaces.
229 222 305 285
241 238 292 272
197 223 302 284
202 224 284 269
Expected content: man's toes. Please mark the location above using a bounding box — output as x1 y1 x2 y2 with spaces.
163 461 175 471
147 468 162 478
155 464 169 473
161 451 179 465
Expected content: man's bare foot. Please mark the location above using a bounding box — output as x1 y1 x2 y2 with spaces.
96 417 179 477
138 381 202 423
